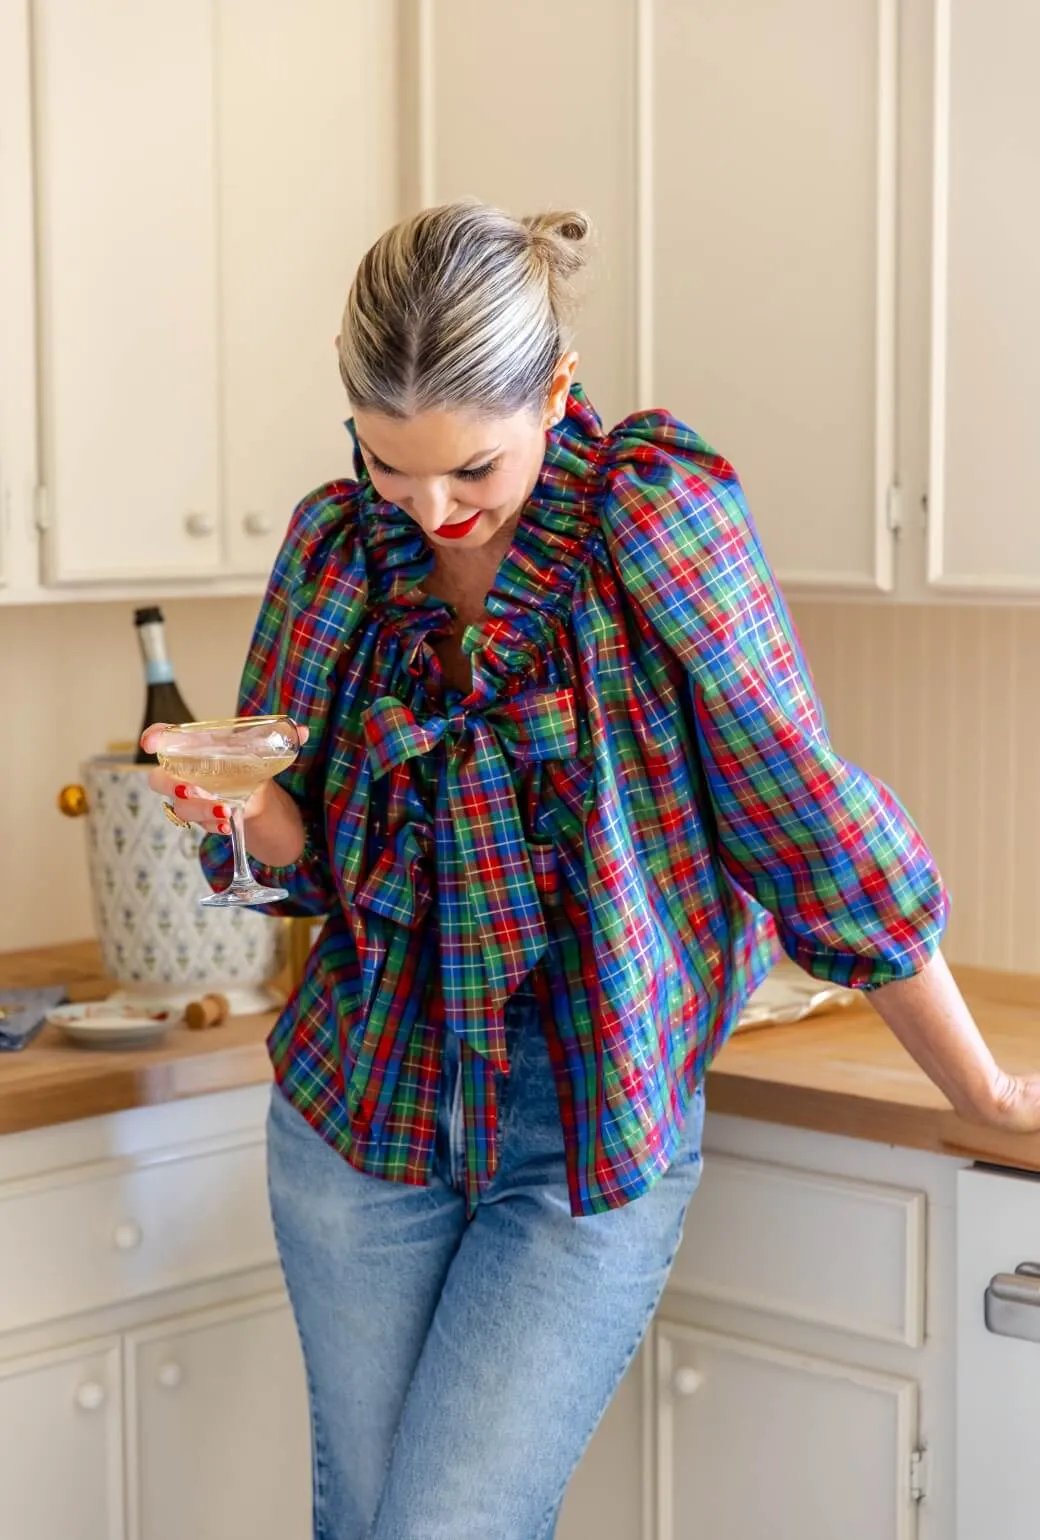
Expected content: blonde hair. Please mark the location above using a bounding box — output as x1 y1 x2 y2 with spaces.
337 199 591 418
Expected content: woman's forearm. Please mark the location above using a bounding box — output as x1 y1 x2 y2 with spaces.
244 780 308 868
867 950 1009 1120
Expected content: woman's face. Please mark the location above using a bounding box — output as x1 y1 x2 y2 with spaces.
352 355 577 555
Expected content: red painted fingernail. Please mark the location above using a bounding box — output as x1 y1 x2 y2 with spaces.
212 803 227 820
174 784 189 800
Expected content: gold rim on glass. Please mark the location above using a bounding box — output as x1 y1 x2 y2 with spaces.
169 715 291 731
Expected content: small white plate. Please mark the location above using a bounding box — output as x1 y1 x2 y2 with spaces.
46 1002 174 1049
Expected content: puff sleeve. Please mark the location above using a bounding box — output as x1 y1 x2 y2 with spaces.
599 411 949 990
198 481 368 916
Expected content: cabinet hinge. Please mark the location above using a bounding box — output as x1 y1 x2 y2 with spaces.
885 483 903 537
33 485 50 532
910 1447 928 1503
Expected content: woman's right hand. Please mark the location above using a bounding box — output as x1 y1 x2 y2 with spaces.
139 722 310 862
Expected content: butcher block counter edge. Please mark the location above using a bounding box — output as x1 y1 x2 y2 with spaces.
2 942 1040 1172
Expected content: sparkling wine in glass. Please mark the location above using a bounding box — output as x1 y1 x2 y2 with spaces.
155 716 301 907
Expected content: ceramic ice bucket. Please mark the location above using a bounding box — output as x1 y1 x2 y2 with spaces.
59 756 286 1013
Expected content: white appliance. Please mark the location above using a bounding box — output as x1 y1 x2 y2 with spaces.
957 1164 1040 1538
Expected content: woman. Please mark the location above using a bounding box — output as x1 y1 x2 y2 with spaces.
145 200 1040 1540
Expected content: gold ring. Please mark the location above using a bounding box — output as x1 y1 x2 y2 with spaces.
162 801 191 830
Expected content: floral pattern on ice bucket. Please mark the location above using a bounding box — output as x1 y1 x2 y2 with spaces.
79 757 285 1012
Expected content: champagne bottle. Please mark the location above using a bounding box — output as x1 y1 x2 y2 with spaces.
133 607 194 765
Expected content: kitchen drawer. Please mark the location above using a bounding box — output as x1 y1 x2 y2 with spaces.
671 1154 926 1345
0 1133 276 1334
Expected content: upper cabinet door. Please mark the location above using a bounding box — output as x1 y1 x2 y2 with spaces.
410 0 639 431
0 0 39 597
217 0 397 578
654 0 898 594
32 0 222 584
928 0 1040 596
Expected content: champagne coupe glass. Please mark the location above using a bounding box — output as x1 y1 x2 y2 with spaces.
155 716 301 907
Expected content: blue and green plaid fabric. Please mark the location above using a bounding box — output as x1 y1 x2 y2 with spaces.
201 384 948 1215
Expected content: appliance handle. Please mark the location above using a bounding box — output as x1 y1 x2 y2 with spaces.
985 1266 1040 1341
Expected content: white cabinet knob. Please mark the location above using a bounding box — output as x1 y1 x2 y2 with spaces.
672 1366 705 1397
243 510 272 536
184 511 215 537
113 1220 143 1251
75 1381 106 1412
157 1362 183 1390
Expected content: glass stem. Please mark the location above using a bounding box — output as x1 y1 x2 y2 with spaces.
227 803 254 888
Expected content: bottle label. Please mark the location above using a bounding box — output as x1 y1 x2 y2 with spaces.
145 660 175 685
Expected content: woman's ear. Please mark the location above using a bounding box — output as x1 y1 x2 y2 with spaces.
544 351 579 427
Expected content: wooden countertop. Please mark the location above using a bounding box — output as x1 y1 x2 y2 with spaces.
3 942 1040 1171
0 942 275 1133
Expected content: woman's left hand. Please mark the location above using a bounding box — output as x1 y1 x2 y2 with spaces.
983 1071 1040 1135
868 951 1040 1136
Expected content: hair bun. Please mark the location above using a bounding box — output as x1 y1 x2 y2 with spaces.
526 210 590 243
522 209 590 249
521 209 592 324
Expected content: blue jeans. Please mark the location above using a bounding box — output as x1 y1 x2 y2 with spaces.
266 993 706 1540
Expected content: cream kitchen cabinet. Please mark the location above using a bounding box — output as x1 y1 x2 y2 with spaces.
0 1085 309 1540
0 1337 124 1540
125 1296 309 1540
653 0 901 596
8 0 1040 604
0 1076 1001 1540
655 1323 919 1540
558 1348 648 1540
924 0 1040 597
0 1302 310 1540
20 0 396 597
405 0 900 596
406 0 1040 607
653 1112 963 1540
404 0 641 436
0 0 39 601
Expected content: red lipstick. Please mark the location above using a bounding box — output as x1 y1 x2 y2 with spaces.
436 510 482 540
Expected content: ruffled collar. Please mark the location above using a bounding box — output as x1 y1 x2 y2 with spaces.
347 384 609 704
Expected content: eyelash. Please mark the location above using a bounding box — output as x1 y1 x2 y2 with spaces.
369 456 498 483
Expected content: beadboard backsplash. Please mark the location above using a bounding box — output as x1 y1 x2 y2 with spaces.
2 597 1038 972
1 598 259 953
792 601 1040 973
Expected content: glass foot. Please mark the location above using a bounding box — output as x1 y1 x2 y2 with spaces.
199 881 288 908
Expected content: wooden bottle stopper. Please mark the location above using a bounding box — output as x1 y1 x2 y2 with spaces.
184 992 229 1031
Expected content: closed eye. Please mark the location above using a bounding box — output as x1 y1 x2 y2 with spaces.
366 451 498 482
368 452 399 478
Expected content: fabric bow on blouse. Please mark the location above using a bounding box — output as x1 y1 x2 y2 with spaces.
359 687 579 1069
201 384 948 1217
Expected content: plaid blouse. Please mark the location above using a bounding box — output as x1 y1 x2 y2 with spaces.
200 384 948 1216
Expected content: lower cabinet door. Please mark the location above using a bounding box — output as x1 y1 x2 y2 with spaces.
126 1293 310 1540
558 1346 647 1540
655 1322 920 1540
0 1337 124 1540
